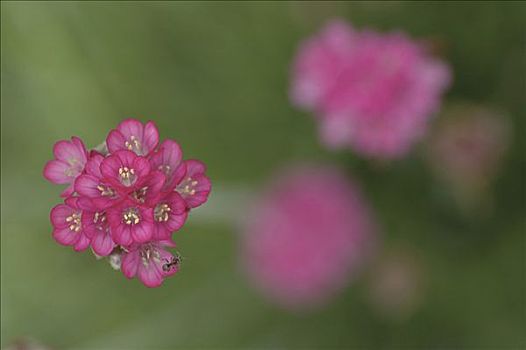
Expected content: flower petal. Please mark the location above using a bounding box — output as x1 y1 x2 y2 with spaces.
143 121 160 154
117 119 144 141
112 224 133 246
185 159 207 177
132 221 153 243
85 153 104 178
100 153 122 180
71 136 88 163
132 156 151 180
50 204 73 229
91 231 115 256
53 226 80 246
53 139 85 163
121 250 140 278
75 175 102 197
73 233 91 252
184 174 211 208
60 184 75 198
138 262 163 288
43 160 72 184
106 129 127 154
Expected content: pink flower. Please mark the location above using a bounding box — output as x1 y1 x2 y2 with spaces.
242 165 375 309
82 210 115 256
175 160 211 208
75 153 120 210
106 118 159 156
44 118 211 287
149 139 186 192
100 150 151 194
43 137 88 197
121 240 180 287
152 192 188 240
107 200 154 245
50 197 91 251
129 170 166 207
291 20 451 159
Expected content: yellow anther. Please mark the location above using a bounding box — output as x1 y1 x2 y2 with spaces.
97 184 114 196
123 208 140 225
119 167 136 186
158 164 171 174
66 212 82 232
125 136 142 153
176 176 199 196
64 168 76 177
154 203 171 222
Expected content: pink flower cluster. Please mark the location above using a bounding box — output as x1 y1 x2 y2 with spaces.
242 165 375 309
43 119 211 287
291 20 451 159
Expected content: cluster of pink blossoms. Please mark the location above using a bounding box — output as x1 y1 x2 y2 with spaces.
291 20 451 159
43 119 211 287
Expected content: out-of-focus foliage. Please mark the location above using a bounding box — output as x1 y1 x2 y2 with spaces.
1 2 524 349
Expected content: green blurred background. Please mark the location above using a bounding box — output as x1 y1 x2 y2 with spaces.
1 1 525 349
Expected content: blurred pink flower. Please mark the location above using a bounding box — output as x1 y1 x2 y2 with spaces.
242 165 375 309
291 20 451 159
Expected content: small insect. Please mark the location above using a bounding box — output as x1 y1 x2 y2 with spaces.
162 252 182 272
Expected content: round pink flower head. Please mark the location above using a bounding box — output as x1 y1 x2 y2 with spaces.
43 118 212 287
242 165 375 310
291 19 451 159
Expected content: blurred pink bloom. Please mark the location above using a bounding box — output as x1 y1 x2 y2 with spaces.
242 165 375 309
427 104 510 193
291 20 451 159
121 240 180 288
43 137 88 197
